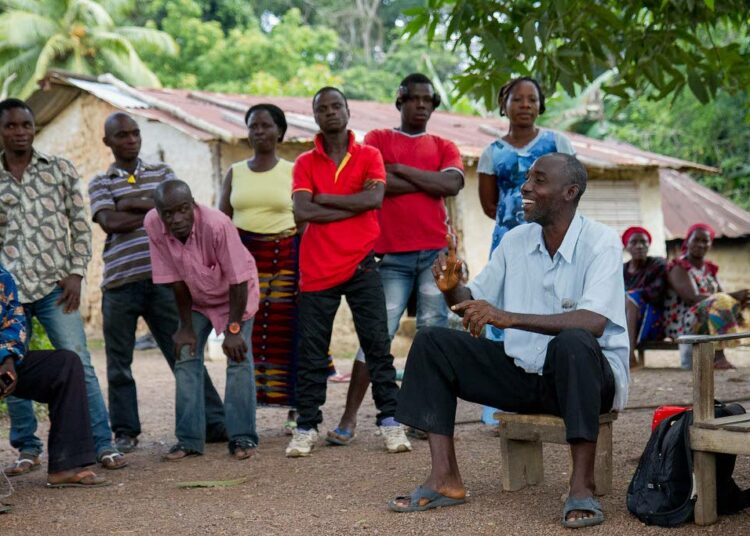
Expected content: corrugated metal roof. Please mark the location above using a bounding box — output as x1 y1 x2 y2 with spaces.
659 169 750 240
29 71 717 174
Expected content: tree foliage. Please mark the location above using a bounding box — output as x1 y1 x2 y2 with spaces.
404 0 750 107
0 0 176 97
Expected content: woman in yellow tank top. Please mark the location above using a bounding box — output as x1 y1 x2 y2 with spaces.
219 104 334 434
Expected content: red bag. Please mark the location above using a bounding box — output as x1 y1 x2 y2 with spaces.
651 405 690 432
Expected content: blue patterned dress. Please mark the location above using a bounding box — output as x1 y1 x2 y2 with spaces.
478 129 575 344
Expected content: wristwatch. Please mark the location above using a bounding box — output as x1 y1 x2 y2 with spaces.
226 322 241 335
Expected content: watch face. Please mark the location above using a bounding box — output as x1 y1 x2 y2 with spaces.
229 322 241 334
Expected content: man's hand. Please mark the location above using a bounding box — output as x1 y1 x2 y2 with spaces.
0 357 17 399
451 300 514 337
56 275 82 314
222 333 248 362
173 326 197 360
432 234 463 292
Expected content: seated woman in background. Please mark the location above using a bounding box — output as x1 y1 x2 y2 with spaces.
622 226 666 367
663 223 750 369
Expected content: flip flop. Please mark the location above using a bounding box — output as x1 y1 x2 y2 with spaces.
561 495 604 528
47 470 111 489
325 427 355 446
98 451 128 470
0 504 11 514
388 485 466 513
4 453 41 477
329 372 351 383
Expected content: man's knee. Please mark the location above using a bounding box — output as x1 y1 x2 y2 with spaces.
53 349 85 380
548 328 598 366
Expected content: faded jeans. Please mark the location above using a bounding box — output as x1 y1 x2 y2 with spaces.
7 286 114 457
174 312 257 453
354 249 448 362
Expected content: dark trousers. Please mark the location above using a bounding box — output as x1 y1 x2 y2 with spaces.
102 279 225 437
396 327 615 442
296 254 399 430
12 350 96 473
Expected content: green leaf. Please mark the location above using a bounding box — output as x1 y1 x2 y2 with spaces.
687 68 709 103
704 0 715 10
522 20 536 57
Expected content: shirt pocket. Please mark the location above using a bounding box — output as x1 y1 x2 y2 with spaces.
192 263 226 301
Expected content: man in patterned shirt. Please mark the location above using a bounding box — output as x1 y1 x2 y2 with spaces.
89 112 226 453
0 98 125 474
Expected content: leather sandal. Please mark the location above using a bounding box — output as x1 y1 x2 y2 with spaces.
163 444 201 462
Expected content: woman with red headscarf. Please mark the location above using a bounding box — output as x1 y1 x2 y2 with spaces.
663 223 750 369
622 226 666 367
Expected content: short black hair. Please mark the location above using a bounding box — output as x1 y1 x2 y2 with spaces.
312 87 348 110
399 73 433 89
0 98 34 121
555 153 587 202
498 77 546 116
154 179 193 210
244 103 287 142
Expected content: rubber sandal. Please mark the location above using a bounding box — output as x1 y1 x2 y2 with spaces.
47 470 111 489
561 495 604 528
228 439 256 460
388 485 466 513
4 453 41 477
162 444 202 462
329 372 351 383
325 427 355 446
98 450 128 470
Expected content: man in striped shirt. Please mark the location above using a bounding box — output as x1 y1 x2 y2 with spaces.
89 113 226 453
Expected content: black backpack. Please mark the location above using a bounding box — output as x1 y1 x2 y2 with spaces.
626 401 750 527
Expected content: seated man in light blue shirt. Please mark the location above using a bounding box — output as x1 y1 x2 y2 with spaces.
388 153 629 529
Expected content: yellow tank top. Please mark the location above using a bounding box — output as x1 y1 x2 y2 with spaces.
230 159 295 234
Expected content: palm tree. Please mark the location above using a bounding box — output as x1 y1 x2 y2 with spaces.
0 0 177 97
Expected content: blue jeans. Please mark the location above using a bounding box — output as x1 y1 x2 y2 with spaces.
103 280 225 438
355 249 448 362
7 287 114 457
175 312 257 452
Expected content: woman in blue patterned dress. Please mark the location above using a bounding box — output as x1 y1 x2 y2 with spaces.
476 77 575 424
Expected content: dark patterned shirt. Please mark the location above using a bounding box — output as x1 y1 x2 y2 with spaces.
89 160 176 290
623 256 667 305
0 150 91 303
0 266 28 366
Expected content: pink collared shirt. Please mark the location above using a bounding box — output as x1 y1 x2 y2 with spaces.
144 204 259 333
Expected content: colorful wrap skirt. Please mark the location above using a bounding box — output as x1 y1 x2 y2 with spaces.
626 289 664 344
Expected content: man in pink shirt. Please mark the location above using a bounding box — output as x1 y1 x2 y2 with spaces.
144 180 260 461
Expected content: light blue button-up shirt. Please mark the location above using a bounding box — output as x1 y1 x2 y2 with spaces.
467 213 630 410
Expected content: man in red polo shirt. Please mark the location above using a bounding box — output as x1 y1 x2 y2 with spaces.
286 87 411 457
329 74 464 444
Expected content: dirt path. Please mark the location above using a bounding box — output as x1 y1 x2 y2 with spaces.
2 341 750 535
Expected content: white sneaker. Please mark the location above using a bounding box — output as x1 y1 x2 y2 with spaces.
379 424 412 453
285 428 318 457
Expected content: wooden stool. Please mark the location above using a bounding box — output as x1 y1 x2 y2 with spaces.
681 332 750 525
496 412 618 495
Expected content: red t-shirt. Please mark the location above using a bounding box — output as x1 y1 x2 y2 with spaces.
293 131 386 292
365 129 464 254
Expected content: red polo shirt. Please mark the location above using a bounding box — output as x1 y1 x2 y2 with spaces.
364 129 464 254
293 131 386 292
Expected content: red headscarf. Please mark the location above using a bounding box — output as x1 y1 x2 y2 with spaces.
682 222 716 253
672 222 719 276
621 226 652 248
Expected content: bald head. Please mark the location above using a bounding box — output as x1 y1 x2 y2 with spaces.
103 112 141 162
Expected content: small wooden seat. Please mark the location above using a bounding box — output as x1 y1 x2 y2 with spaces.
680 332 750 525
495 412 618 495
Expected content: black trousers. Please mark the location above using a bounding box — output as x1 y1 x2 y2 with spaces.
12 350 96 473
296 254 399 430
102 279 226 438
396 327 615 442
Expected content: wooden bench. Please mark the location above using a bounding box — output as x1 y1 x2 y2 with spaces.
680 332 750 525
636 339 679 366
495 412 618 495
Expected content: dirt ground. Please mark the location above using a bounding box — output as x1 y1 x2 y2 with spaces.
2 330 750 535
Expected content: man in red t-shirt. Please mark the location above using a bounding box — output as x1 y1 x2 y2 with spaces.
286 87 411 458
329 74 464 442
